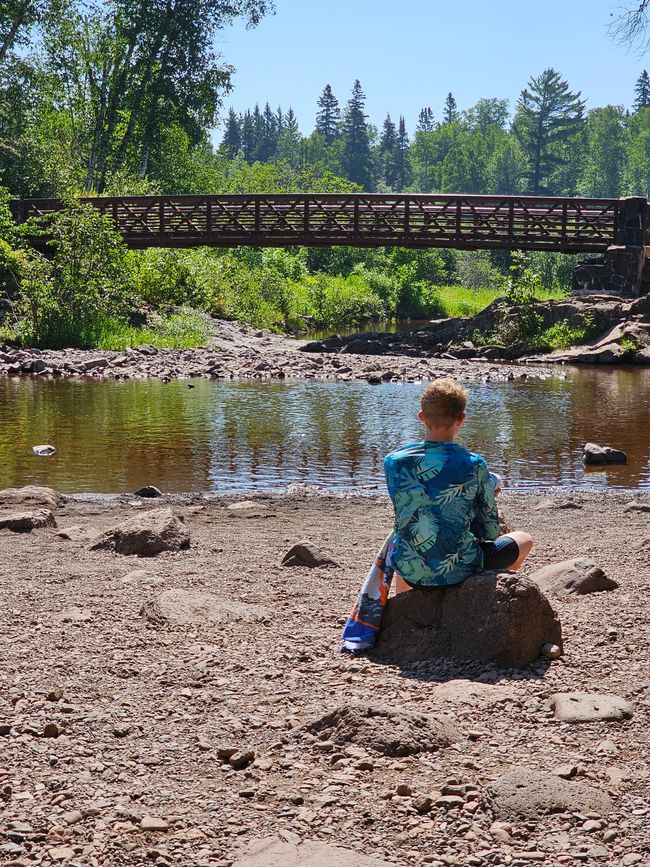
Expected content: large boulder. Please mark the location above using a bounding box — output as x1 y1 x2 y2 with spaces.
486 767 612 819
305 702 459 757
373 571 562 667
0 509 57 532
0 485 62 509
234 838 392 867
90 508 189 556
528 557 618 597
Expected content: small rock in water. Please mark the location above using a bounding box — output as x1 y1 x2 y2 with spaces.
134 485 162 498
32 444 57 456
583 442 627 465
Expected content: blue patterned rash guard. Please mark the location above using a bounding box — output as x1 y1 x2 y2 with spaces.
384 440 501 587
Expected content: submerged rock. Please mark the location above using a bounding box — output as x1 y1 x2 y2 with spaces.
373 571 562 666
90 508 189 556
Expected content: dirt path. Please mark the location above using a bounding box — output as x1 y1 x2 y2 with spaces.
0 489 648 866
0 319 556 384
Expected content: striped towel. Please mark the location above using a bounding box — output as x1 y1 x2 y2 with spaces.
340 532 396 652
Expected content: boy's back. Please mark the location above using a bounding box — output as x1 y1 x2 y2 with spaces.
384 440 500 587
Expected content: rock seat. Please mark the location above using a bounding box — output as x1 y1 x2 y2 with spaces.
373 571 562 667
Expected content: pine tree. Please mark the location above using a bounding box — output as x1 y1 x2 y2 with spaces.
254 102 278 161
276 107 301 165
634 70 650 111
396 115 411 189
513 68 585 194
240 110 256 162
220 108 241 158
443 92 458 124
417 107 435 132
379 114 398 188
316 84 340 145
341 79 372 189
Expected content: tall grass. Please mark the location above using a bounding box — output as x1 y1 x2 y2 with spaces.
434 283 567 320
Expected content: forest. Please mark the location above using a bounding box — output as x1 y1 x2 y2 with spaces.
0 0 648 347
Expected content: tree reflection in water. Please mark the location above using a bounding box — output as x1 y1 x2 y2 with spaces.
1 369 649 493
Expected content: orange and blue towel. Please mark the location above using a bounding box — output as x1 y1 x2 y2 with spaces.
340 532 396 652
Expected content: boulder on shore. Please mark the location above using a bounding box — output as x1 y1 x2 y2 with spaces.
0 509 57 532
90 508 190 556
583 442 627 464
528 557 618 597
373 571 562 667
0 485 62 509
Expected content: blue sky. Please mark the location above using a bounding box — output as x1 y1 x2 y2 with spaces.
213 0 646 136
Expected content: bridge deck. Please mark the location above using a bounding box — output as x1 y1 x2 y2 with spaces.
10 194 621 253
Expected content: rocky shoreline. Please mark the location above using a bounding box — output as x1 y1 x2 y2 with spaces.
0 485 648 866
0 318 557 385
302 294 650 367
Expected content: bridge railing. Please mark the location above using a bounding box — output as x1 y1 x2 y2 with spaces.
10 193 623 253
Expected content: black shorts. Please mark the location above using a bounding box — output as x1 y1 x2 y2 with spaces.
480 535 520 571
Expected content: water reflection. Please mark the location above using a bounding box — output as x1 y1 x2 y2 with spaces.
0 369 649 493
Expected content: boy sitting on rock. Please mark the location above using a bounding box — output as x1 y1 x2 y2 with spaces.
341 378 532 651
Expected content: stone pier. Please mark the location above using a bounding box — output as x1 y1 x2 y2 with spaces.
573 196 649 296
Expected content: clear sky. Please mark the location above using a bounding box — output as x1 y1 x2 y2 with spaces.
213 0 646 136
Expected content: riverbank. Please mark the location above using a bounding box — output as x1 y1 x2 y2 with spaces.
0 487 648 866
0 318 557 384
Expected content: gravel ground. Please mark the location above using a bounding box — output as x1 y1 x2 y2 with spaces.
0 489 648 867
0 319 556 385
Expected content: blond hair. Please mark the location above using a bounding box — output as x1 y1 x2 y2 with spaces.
421 378 467 428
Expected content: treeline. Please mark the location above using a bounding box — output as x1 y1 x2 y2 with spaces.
220 71 650 198
1 0 650 201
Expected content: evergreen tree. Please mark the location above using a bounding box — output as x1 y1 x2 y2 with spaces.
276 107 301 166
417 107 435 132
396 115 411 189
316 84 340 144
378 114 398 188
240 110 256 162
220 107 241 158
513 68 585 194
341 79 372 189
255 101 278 161
443 92 458 124
634 70 650 111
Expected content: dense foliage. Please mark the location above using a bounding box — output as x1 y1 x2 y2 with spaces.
0 2 640 348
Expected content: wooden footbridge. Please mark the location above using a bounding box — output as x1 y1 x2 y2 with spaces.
10 193 641 254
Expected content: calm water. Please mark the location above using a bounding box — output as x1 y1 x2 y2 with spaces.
1 368 649 493
306 318 434 341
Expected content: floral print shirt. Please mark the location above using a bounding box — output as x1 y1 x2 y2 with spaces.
384 440 500 587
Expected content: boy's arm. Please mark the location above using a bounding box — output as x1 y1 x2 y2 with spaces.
474 458 501 541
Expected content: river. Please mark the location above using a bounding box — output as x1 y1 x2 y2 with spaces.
1 366 649 494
